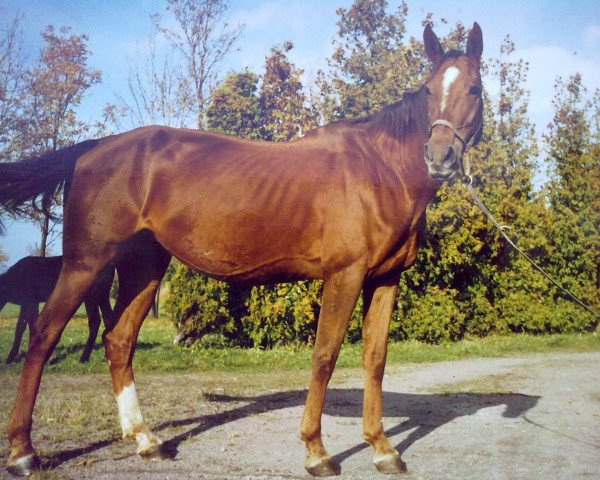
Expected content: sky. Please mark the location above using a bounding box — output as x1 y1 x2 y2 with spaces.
1 0 599 266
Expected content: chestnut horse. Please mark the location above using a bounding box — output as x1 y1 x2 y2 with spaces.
0 24 483 476
0 256 114 363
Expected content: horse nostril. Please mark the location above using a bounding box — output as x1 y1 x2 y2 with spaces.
443 146 456 167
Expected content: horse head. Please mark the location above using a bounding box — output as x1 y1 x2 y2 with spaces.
423 23 483 180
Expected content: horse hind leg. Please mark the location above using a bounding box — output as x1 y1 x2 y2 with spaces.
104 246 171 460
80 301 101 363
6 259 111 476
6 302 36 364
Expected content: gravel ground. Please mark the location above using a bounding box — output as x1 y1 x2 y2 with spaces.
1 352 599 479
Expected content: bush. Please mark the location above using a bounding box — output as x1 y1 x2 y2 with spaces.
164 262 237 344
396 286 466 344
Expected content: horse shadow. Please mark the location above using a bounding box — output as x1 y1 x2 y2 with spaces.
44 387 539 470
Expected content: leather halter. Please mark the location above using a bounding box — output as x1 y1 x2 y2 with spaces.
428 118 483 178
429 119 467 147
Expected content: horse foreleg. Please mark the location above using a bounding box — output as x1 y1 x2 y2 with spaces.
361 278 406 474
6 302 36 364
6 263 103 476
300 264 364 477
80 301 101 363
104 251 170 460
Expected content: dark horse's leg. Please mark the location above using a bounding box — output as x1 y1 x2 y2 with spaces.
103 243 170 458
300 263 365 477
361 277 406 474
6 258 110 475
6 302 36 364
80 301 100 363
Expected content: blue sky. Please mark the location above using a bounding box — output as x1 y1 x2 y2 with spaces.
1 0 599 266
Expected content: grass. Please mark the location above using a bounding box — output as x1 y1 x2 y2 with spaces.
0 315 598 376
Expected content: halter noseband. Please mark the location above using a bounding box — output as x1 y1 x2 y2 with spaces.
428 119 483 179
430 119 467 148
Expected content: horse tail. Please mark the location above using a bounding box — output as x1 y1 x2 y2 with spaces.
0 139 103 232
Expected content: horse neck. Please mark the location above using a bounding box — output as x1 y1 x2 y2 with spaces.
371 127 441 206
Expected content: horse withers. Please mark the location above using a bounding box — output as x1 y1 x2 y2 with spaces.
0 23 483 476
0 256 114 363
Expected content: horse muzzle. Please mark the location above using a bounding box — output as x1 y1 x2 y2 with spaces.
425 119 468 180
424 142 461 180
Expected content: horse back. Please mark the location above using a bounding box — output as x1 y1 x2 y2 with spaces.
0 256 62 305
64 126 434 283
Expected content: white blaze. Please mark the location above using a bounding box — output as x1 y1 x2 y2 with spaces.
116 383 144 435
441 66 460 112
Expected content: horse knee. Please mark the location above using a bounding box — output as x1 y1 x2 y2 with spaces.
363 349 386 378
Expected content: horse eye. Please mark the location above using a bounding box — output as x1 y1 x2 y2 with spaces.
469 85 482 96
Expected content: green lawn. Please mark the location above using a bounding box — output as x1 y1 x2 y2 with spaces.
0 315 598 376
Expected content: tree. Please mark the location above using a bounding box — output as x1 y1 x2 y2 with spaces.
258 41 316 141
0 13 27 160
0 247 7 271
15 26 101 257
317 0 426 122
542 74 599 329
152 0 244 129
206 69 260 138
110 33 195 130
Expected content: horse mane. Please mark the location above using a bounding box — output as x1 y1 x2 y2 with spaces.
306 86 429 144
362 87 429 140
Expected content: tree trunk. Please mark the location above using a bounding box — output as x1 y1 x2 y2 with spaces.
39 213 50 257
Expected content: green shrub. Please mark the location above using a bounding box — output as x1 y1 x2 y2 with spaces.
164 262 236 343
396 286 467 344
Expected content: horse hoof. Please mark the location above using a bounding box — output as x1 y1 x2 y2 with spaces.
305 457 341 477
138 443 177 461
6 453 41 477
373 452 407 474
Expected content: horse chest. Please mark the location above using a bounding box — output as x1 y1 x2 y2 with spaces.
367 216 425 280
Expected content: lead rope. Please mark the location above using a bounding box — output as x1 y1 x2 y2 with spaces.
460 169 600 323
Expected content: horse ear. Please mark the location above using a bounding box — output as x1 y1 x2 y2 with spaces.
466 22 483 62
423 24 444 64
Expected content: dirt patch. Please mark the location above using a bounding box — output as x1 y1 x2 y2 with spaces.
1 352 599 479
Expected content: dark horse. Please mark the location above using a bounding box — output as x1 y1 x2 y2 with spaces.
0 24 483 476
0 256 114 363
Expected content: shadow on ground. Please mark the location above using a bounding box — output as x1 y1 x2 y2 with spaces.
42 388 539 470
